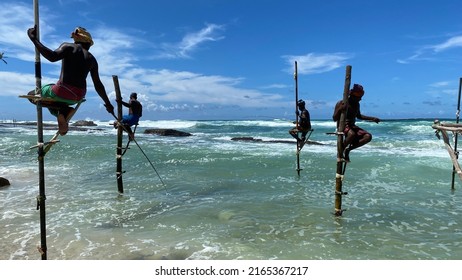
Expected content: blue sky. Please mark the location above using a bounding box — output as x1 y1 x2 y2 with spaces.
1 0 462 121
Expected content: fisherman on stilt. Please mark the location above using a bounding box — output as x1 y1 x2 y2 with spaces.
26 26 114 135
333 84 380 162
289 99 312 150
114 92 143 140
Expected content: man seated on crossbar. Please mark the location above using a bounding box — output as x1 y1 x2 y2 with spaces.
114 92 143 140
27 26 114 135
289 99 312 146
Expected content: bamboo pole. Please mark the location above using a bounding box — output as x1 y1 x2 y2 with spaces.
451 77 462 189
113 75 124 194
433 122 462 128
294 61 302 176
433 126 462 132
438 128 462 180
334 65 352 216
33 0 47 260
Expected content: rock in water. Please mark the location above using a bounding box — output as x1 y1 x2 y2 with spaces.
0 177 10 187
72 120 97 126
144 129 192 137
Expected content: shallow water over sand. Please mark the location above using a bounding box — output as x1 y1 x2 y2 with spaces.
1 119 461 259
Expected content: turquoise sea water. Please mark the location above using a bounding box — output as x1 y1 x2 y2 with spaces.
1 118 461 260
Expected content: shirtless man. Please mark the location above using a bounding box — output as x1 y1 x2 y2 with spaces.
27 26 114 135
333 84 380 162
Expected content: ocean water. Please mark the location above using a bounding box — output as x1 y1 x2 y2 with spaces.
1 118 461 260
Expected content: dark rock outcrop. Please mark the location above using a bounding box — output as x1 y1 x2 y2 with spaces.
231 137 323 145
6 121 100 131
72 120 97 126
144 129 192 137
232 137 264 142
0 177 10 187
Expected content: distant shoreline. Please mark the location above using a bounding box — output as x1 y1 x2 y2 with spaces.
0 117 449 124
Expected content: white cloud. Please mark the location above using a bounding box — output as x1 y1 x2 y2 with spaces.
0 3 34 57
157 23 226 59
425 80 458 97
398 35 462 63
90 27 140 75
0 3 59 58
282 53 352 75
0 3 286 115
113 68 287 110
260 84 289 89
0 71 36 96
429 81 451 88
177 23 225 57
432 36 462 52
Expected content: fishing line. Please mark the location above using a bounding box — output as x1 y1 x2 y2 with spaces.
131 137 167 191
111 113 168 193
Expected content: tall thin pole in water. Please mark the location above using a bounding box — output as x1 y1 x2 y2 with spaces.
451 77 462 189
294 61 302 176
33 0 47 260
113 75 124 194
334 65 351 216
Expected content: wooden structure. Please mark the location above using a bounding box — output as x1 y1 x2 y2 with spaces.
293 61 313 176
432 121 462 184
113 75 125 194
432 78 462 189
294 61 302 175
32 0 48 260
334 65 352 216
22 0 86 259
111 76 166 193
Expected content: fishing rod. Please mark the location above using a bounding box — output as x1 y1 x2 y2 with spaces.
131 137 167 188
111 113 167 192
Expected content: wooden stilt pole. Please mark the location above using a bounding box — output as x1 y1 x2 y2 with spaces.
33 0 47 260
113 75 124 194
451 77 462 189
334 65 352 216
294 61 302 176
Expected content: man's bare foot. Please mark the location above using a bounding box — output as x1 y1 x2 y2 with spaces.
57 113 68 136
337 157 348 163
27 90 38 105
344 148 351 163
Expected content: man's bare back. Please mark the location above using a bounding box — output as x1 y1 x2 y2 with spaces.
27 26 114 135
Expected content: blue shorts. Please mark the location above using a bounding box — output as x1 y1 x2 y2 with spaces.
121 114 140 127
